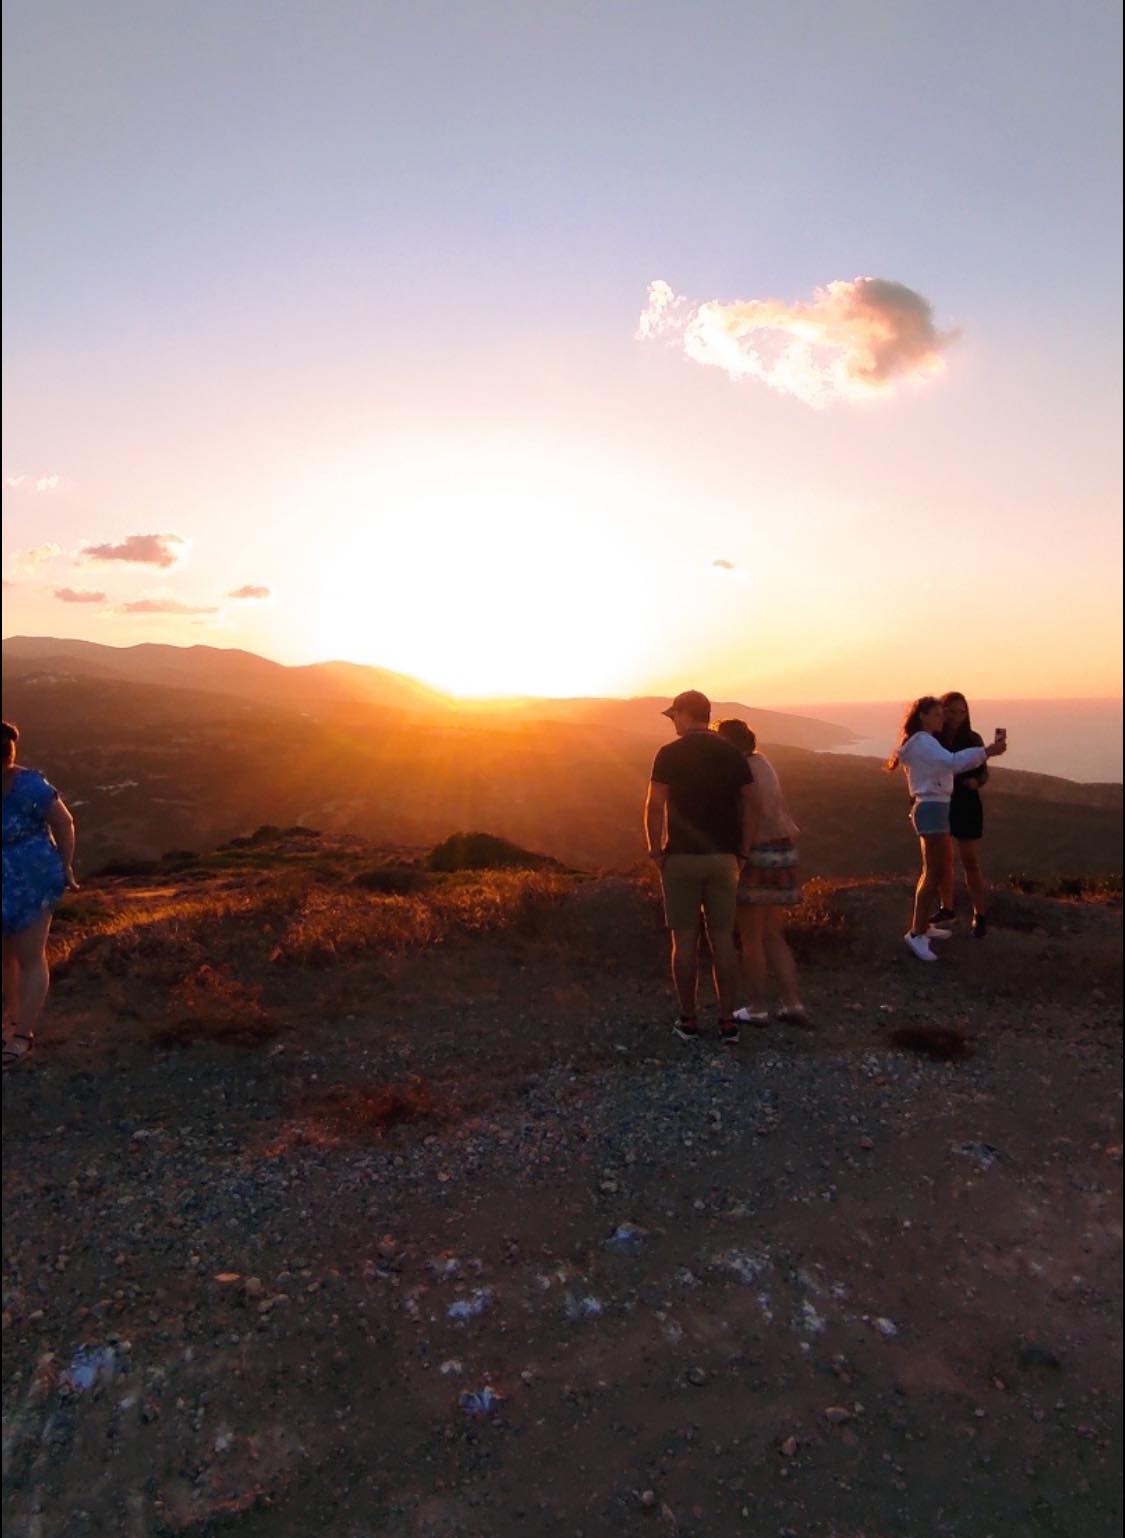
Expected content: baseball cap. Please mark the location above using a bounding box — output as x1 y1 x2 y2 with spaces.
662 690 711 722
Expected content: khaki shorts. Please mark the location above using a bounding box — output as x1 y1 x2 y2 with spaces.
661 852 740 933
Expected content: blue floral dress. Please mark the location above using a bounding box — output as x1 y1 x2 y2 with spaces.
3 768 67 935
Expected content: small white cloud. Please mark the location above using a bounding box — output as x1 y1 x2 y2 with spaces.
4 473 63 493
9 541 63 569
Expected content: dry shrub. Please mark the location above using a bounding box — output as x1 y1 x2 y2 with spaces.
278 1078 454 1150
149 963 275 1046
271 869 572 966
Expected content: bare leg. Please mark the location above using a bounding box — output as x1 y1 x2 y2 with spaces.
9 913 53 1038
958 840 988 915
670 925 701 1018
706 924 743 1018
938 833 956 910
763 908 802 1010
910 836 950 934
2 938 20 1030
736 906 770 1012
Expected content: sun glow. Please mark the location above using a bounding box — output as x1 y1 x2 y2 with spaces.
296 441 662 698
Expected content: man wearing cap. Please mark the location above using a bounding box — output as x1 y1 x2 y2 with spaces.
644 690 759 1043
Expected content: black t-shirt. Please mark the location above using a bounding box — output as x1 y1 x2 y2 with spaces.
651 731 754 855
945 729 988 798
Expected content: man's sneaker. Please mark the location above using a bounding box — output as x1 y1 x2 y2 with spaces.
719 1019 740 1045
673 1017 701 1041
904 931 938 962
931 906 957 927
971 912 988 938
732 1006 771 1027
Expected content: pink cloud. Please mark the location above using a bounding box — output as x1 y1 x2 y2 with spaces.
55 587 107 604
227 584 271 600
119 598 218 615
638 276 955 408
82 533 185 568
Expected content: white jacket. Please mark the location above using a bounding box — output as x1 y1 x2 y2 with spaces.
899 732 987 803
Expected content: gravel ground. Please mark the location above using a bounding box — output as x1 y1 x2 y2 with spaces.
2 878 1122 1537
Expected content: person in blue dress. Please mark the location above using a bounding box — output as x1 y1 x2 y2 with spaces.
3 721 78 1064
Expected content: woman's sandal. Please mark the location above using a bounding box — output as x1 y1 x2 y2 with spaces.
2 1032 34 1067
775 1006 813 1028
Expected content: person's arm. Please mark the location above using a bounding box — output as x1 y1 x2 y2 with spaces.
45 797 79 889
739 780 762 861
644 781 669 864
918 735 991 774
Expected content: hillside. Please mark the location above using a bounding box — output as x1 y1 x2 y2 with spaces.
1 662 1121 878
2 839 1121 1536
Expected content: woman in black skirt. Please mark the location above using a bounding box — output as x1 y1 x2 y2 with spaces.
935 692 990 936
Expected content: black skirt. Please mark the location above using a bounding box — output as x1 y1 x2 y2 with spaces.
949 788 984 841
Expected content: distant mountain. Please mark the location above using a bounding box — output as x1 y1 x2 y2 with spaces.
2 635 855 749
1 635 449 716
1 649 1120 878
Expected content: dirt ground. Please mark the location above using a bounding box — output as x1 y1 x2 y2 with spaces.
2 876 1122 1537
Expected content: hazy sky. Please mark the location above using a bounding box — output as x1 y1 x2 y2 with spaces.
3 0 1122 702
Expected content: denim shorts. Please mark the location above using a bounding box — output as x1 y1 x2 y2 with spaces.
910 799 950 837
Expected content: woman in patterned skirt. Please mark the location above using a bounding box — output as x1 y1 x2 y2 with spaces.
3 721 79 1065
714 719 808 1028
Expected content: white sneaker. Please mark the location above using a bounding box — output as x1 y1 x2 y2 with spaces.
904 931 938 961
926 925 953 940
732 1006 771 1026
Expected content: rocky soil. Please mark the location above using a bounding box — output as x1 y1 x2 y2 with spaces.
2 877 1122 1537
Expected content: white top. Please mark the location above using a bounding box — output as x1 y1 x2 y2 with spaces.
749 751 800 842
898 732 987 803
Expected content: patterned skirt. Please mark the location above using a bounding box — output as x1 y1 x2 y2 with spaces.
737 838 802 907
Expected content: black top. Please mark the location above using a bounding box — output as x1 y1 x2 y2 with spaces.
651 731 754 855
945 728 988 798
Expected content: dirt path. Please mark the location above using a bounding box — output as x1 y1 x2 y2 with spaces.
3 879 1121 1536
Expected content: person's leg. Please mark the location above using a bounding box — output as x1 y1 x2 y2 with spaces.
10 913 52 1040
959 840 988 915
763 908 802 1010
2 936 21 1033
910 836 949 934
701 857 742 1018
938 832 956 912
670 925 701 1018
736 906 770 1012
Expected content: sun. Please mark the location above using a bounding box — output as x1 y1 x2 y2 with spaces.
294 439 660 698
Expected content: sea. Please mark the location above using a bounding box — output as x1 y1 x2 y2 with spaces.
790 698 1123 785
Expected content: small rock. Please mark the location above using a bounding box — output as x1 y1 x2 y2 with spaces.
640 1490 658 1509
779 1435 798 1457
824 1405 852 1424
686 1367 707 1387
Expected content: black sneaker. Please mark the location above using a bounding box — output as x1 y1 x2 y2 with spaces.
931 906 957 927
719 1018 740 1045
673 1017 701 1041
971 912 988 938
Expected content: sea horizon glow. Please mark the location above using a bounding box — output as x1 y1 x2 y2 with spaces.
3 1 1122 705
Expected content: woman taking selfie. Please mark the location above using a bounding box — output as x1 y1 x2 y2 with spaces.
934 691 993 937
885 698 1007 962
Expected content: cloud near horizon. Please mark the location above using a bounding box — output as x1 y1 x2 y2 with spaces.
82 533 185 568
227 584 271 600
55 587 107 604
8 541 63 569
637 276 955 407
119 598 218 615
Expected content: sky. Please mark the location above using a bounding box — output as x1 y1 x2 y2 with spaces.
3 0 1122 704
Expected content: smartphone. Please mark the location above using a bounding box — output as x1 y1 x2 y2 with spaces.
995 727 1007 742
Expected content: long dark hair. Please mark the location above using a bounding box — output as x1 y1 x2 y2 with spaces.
883 696 940 772
714 718 756 755
939 690 974 749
